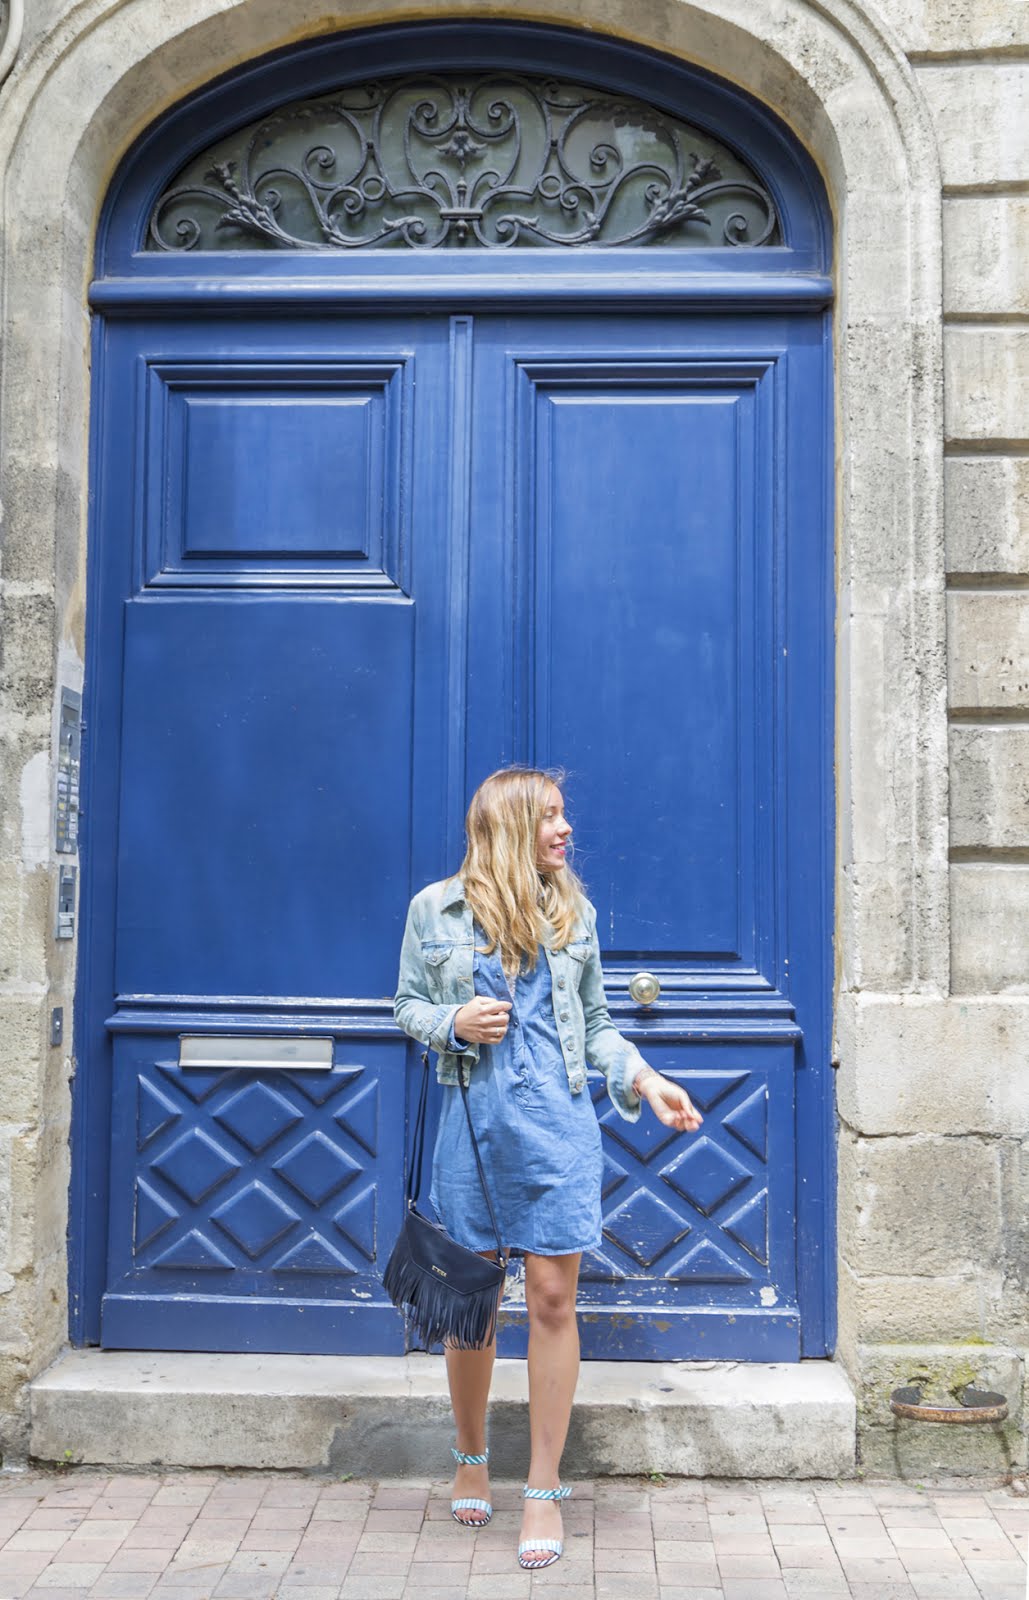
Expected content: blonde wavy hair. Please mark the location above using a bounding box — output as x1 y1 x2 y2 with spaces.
459 767 585 972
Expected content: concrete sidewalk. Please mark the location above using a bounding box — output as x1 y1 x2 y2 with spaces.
0 1469 1026 1600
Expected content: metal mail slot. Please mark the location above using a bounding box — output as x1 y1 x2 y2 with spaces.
178 1035 334 1071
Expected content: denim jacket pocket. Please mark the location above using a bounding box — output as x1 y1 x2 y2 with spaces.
421 941 458 999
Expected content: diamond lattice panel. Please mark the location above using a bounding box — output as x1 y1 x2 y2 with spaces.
661 1136 751 1216
213 1180 301 1259
152 1129 241 1205
273 1131 362 1205
604 1186 692 1268
580 1056 790 1305
214 1082 303 1154
119 1057 395 1304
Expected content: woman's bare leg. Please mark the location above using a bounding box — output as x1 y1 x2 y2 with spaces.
445 1254 502 1525
519 1251 582 1561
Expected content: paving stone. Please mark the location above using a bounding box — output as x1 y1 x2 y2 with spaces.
21 1589 93 1600
656 1562 722 1586
773 1543 845 1569
4 1533 71 1554
847 1586 917 1598
593 1546 657 1571
715 1551 782 1576
275 1589 341 1600
907 1576 980 1598
719 1580 788 1599
87 1577 159 1598
782 1573 850 1595
23 1568 106 1590
337 1580 407 1600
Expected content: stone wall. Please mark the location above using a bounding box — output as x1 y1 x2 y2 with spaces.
0 0 1025 1476
834 10 1028 1476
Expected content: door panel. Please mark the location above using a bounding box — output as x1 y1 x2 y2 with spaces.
467 316 824 1358
523 360 769 966
97 316 450 1352
116 596 414 999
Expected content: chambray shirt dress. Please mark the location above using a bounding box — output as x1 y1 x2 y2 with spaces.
429 928 603 1256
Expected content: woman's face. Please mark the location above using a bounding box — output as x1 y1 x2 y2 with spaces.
536 783 573 873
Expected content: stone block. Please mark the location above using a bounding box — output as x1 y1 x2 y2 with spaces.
839 1260 999 1344
948 592 1029 710
0 998 45 1124
1 1130 40 1278
917 64 1029 190
0 591 56 718
0 860 51 989
951 863 1029 991
27 1350 857 1477
944 197 1029 316
946 456 1029 575
855 1343 1026 1478
837 1131 1002 1278
887 0 1029 53
835 992 1029 1136
950 725 1029 850
997 1136 1029 1321
945 327 1029 445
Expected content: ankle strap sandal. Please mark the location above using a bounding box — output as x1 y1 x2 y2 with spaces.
450 1445 491 1527
518 1482 572 1568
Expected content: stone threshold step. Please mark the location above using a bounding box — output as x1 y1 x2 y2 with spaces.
30 1351 856 1479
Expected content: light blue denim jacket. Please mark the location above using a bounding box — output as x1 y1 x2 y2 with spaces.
394 876 645 1122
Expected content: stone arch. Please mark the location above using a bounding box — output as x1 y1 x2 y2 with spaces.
0 0 946 1417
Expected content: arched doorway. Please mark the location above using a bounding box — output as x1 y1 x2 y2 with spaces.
75 21 834 1360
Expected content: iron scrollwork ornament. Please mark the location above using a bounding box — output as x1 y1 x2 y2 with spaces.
148 74 779 252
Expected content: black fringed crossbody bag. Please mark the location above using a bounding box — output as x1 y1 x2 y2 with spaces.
383 1050 508 1350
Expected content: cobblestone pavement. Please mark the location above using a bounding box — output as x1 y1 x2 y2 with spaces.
0 1470 1026 1600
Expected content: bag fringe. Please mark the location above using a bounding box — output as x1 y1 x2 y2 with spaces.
383 1247 502 1351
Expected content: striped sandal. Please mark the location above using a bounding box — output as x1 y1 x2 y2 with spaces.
450 1445 492 1527
517 1482 572 1569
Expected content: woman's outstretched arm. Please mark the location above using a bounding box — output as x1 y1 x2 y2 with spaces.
576 910 701 1132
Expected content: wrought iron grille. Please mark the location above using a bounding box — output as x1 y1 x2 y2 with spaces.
147 73 780 251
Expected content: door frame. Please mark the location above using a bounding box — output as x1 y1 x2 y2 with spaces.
72 19 836 1355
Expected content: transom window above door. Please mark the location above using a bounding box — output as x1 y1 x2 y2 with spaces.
147 73 780 252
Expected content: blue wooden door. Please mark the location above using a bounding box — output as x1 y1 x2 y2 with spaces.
90 306 829 1359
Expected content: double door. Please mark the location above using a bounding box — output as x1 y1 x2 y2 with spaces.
87 307 831 1358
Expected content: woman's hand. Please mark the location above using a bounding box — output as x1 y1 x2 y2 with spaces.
635 1067 703 1131
453 996 513 1045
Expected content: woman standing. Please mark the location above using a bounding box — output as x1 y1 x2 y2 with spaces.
394 768 702 1570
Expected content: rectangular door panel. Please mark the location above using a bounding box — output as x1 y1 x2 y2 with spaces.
524 361 772 970
116 595 414 1000
102 1033 407 1353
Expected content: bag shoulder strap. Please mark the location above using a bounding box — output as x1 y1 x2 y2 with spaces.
409 1050 505 1259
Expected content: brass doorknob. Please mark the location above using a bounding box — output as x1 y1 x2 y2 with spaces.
628 971 661 1006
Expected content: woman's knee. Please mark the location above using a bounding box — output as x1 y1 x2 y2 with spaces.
526 1264 578 1332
